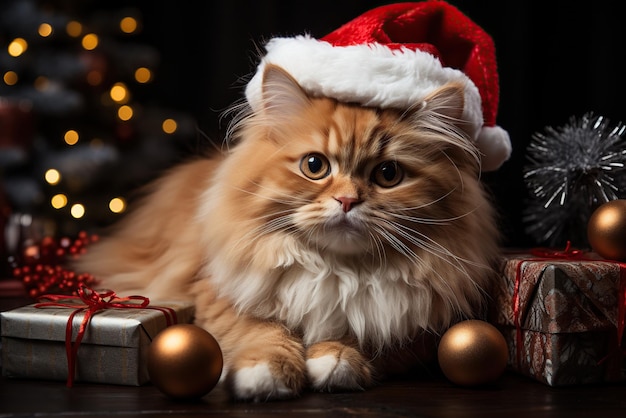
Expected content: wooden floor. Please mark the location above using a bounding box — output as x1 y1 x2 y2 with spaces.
1 370 625 417
1 293 625 417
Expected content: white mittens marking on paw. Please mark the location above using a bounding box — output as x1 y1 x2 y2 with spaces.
232 363 294 401
306 355 339 387
306 354 362 390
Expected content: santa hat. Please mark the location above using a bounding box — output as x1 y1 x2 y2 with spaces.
245 1 511 171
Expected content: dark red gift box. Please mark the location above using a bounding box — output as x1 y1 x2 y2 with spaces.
491 251 625 386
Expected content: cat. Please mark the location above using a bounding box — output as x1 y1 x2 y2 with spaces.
75 64 500 401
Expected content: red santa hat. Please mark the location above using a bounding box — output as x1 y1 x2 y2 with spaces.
245 1 511 171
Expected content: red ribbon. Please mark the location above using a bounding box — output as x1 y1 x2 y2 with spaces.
512 242 626 370
35 284 177 387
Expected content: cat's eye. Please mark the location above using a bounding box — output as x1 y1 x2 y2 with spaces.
300 153 331 180
372 161 403 188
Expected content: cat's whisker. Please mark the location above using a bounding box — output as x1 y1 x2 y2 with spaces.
391 214 453 226
220 98 252 148
440 150 465 191
390 193 487 227
257 217 297 238
400 229 491 302
421 112 481 166
228 214 296 253
232 185 312 206
378 219 471 278
400 224 473 271
249 180 311 199
371 224 442 284
395 188 457 213
243 207 298 223
223 211 298 255
389 216 492 267
376 229 430 274
375 221 486 318
368 231 387 268
371 225 417 261
391 209 473 225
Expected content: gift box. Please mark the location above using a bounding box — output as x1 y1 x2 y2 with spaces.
1 293 195 386
491 251 625 386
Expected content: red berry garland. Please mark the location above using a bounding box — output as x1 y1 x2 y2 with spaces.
11 231 98 299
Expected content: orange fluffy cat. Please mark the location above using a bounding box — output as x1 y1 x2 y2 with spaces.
76 64 500 401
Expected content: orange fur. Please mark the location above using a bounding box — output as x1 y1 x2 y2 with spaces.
75 65 500 401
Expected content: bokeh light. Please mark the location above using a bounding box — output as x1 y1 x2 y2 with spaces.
120 16 138 34
109 197 126 213
51 194 68 209
118 105 133 121
71 204 85 219
134 67 152 83
8 38 28 57
110 83 129 103
64 130 79 145
3 71 18 85
38 23 53 37
81 33 99 50
162 118 177 134
45 169 61 185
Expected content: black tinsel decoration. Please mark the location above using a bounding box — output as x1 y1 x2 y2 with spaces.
523 113 626 247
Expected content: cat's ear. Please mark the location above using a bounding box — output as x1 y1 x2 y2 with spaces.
261 64 311 119
419 82 466 123
411 82 481 168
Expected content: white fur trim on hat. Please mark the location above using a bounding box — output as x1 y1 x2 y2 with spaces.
245 35 511 171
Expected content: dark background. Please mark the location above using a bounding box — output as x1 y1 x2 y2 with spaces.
72 1 626 247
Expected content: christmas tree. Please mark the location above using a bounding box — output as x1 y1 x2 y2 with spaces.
0 0 196 274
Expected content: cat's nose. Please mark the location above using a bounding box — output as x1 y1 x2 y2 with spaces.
335 196 361 213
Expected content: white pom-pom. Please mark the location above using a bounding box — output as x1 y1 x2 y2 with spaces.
476 126 512 171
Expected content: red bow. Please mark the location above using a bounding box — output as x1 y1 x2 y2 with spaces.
35 284 177 387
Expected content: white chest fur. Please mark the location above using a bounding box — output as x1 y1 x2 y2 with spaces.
207 245 435 351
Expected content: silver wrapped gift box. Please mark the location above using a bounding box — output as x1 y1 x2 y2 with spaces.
1 300 195 385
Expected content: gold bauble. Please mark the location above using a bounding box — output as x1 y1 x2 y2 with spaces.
437 320 508 386
587 199 626 261
147 324 223 399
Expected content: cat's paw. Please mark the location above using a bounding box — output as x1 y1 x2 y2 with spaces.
226 350 306 402
305 341 373 392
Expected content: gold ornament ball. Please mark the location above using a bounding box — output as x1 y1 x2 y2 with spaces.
437 320 508 386
587 199 626 261
147 324 223 399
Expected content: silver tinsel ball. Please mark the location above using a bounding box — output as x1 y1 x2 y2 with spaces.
523 113 626 247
